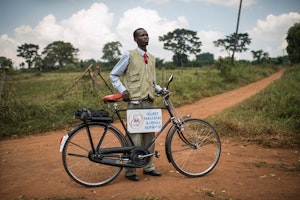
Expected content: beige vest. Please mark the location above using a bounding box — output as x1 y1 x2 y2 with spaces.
124 49 156 100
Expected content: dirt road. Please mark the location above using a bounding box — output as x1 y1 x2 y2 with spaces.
1 68 299 200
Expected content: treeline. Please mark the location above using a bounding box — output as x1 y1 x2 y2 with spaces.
1 22 299 72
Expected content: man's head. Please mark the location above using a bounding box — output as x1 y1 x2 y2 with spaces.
133 28 149 50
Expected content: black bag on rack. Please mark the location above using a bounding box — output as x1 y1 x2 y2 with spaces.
75 108 111 121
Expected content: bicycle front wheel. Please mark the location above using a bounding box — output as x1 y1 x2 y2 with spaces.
166 118 221 177
62 122 125 187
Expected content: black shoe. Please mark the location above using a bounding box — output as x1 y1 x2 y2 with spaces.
125 175 140 181
143 170 161 176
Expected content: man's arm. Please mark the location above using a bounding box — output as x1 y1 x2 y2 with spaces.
154 73 163 93
110 51 130 94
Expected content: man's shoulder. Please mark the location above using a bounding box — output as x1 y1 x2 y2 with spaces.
119 50 130 59
128 49 140 58
129 49 138 54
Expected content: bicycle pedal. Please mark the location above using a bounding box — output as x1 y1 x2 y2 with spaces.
155 151 160 158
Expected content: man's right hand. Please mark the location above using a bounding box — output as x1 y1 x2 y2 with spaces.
122 90 131 102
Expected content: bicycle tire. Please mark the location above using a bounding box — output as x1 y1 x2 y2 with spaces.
166 118 221 177
62 122 126 187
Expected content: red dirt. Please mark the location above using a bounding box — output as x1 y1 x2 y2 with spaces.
1 68 299 200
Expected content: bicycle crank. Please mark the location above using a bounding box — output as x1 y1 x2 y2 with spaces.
129 147 151 167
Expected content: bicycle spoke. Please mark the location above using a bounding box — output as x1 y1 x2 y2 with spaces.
69 141 90 152
67 153 88 158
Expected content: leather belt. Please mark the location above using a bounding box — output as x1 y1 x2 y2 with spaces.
129 95 153 104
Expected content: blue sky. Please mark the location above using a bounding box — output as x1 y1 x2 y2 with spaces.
0 0 299 68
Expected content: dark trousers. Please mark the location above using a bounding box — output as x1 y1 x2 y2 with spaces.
125 99 156 176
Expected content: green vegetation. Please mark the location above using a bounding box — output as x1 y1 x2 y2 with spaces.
208 65 300 148
0 64 279 139
159 28 201 66
1 71 105 138
213 32 251 64
286 22 300 64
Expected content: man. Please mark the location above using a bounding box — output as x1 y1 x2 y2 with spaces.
110 28 162 181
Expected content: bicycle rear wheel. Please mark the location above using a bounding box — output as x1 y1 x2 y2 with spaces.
166 118 221 177
62 122 125 187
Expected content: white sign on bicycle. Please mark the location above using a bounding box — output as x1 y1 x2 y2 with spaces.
127 109 162 133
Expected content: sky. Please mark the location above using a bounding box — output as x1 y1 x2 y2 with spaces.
0 0 300 68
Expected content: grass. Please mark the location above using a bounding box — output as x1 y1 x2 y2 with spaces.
0 64 279 139
208 64 300 148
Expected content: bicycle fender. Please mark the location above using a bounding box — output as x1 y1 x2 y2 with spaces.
165 124 176 163
59 124 84 153
165 115 191 162
59 134 69 152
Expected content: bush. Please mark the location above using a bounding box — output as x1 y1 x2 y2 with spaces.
214 57 233 81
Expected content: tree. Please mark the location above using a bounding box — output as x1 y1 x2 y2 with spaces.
17 43 39 69
286 22 300 64
32 55 43 70
159 28 202 66
156 57 164 67
213 32 251 64
42 41 78 69
101 41 122 65
195 52 214 66
79 59 97 69
251 49 269 63
0 56 13 69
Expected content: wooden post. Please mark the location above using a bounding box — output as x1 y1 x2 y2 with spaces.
89 66 100 92
232 0 243 65
60 64 93 97
97 67 114 93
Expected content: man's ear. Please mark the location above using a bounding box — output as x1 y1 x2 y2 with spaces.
134 37 137 42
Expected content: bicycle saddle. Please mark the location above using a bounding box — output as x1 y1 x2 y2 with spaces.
103 93 123 103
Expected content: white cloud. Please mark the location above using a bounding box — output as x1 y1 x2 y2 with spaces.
59 3 116 60
145 0 170 4
116 7 189 61
0 34 22 65
196 12 300 61
245 12 300 60
1 1 298 68
35 15 63 43
0 3 190 68
0 3 116 68
197 30 227 58
178 0 257 7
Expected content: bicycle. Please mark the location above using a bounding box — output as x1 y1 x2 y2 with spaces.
59 74 221 187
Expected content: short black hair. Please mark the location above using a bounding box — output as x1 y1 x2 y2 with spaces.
133 28 145 38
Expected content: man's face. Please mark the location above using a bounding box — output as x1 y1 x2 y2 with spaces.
134 29 149 47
